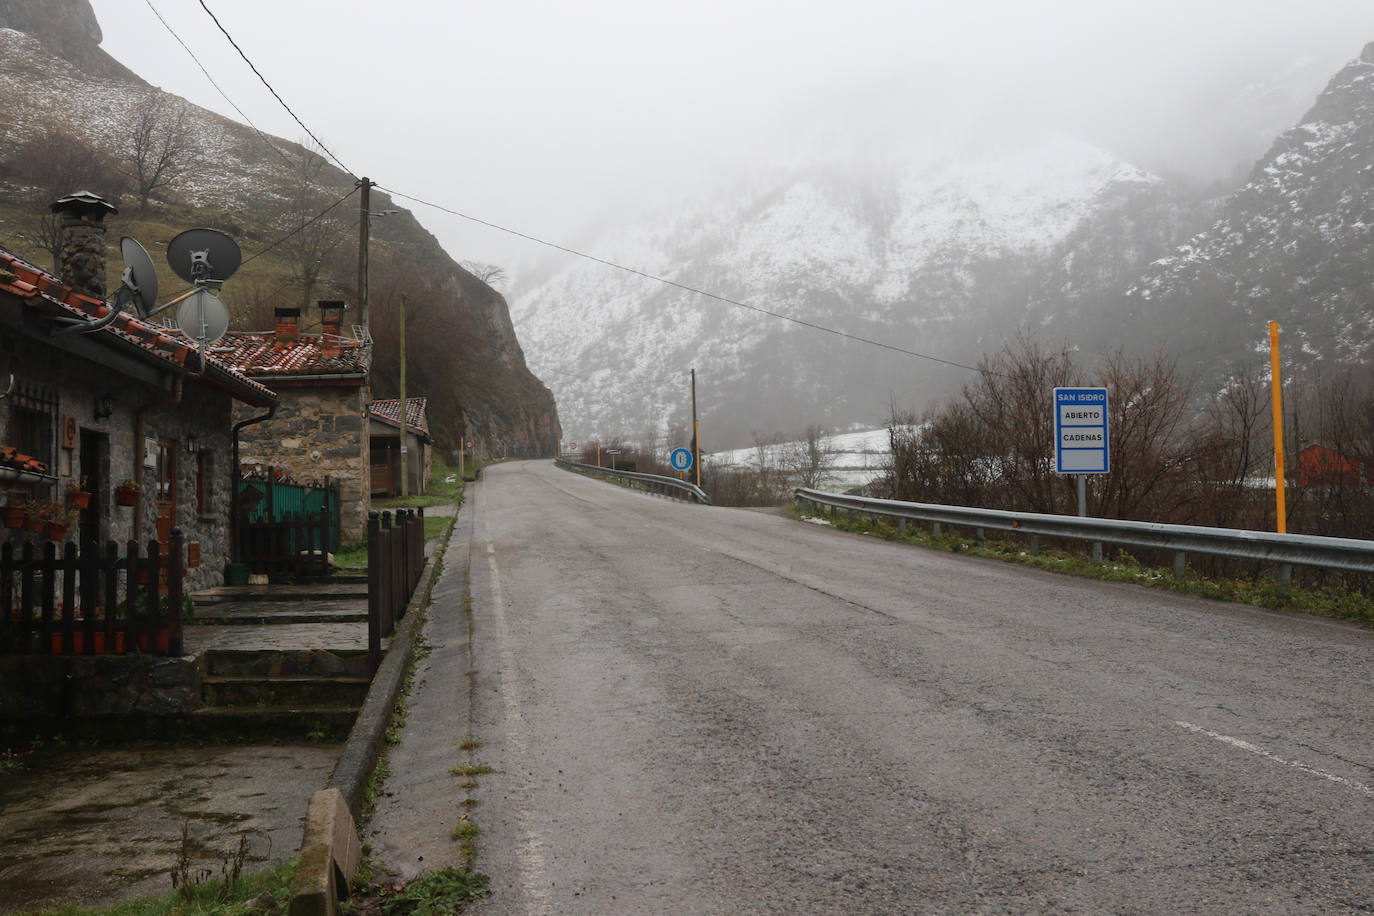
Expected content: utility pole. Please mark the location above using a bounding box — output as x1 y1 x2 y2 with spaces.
691 368 700 488
356 177 373 332
399 293 408 498
1269 321 1286 534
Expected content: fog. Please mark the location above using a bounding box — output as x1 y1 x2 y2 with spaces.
91 0 1374 280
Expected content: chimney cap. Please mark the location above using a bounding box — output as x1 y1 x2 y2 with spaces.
50 191 117 220
317 300 347 312
274 307 302 319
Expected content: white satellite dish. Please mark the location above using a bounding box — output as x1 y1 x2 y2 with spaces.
176 288 230 347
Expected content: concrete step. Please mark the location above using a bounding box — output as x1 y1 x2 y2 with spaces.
191 604 368 626
200 648 372 679
188 705 358 742
192 583 368 605
202 675 372 708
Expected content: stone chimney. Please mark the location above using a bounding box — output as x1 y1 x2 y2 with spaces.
50 191 117 300
317 301 346 358
274 307 301 344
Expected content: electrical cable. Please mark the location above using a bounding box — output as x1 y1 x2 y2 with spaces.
240 187 358 267
140 0 295 168
379 185 985 374
196 0 354 178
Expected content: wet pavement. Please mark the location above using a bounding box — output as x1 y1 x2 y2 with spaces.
0 509 455 913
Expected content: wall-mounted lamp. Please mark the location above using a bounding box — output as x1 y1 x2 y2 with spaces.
94 392 114 420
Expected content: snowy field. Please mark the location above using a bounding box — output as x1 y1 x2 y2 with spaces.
704 427 891 491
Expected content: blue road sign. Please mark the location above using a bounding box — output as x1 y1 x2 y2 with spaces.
670 448 694 472
1054 387 1109 474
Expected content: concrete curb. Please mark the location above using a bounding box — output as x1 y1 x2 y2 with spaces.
325 509 456 821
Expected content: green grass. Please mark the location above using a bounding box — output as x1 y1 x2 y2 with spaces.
803 508 1374 624
334 459 464 572
25 858 295 916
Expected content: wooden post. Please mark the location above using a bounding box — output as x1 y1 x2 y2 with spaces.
168 527 184 655
366 511 380 673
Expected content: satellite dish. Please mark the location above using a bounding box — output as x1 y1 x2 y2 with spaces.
119 236 158 318
166 228 241 285
176 288 231 347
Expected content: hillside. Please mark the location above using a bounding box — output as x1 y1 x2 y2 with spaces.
1125 42 1374 375
0 3 560 457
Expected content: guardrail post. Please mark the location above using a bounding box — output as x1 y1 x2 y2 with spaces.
1173 551 1187 579
1277 563 1292 597
1029 534 1040 556
898 518 907 537
975 527 985 547
1091 541 1103 564
932 522 941 537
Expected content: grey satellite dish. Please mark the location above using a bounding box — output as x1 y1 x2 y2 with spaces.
119 236 158 318
166 228 241 285
176 288 230 347
52 235 158 335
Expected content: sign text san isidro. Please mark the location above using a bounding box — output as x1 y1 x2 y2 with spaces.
1054 387 1109 474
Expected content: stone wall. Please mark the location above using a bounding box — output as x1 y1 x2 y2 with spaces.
235 385 371 540
0 338 239 591
0 654 200 719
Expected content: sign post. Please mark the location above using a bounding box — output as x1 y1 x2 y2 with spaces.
1054 387 1109 562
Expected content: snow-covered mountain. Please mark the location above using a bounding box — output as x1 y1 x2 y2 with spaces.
514 133 1189 448
1125 42 1374 372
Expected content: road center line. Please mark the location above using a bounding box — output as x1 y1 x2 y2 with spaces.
1176 721 1374 798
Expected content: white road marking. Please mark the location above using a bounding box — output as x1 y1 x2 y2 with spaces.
486 541 553 915
1176 721 1374 798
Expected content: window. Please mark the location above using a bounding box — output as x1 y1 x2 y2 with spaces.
9 381 57 467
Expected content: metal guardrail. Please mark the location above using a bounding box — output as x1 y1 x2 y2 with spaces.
794 487 1374 581
557 457 712 505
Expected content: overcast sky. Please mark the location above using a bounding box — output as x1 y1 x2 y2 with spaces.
89 0 1374 279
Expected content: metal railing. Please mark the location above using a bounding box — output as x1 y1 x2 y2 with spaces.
556 457 711 504
794 487 1374 584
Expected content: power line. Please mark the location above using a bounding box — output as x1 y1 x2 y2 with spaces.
379 186 985 375
140 0 295 168
196 0 354 178
241 186 358 267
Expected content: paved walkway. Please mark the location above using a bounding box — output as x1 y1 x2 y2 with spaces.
0 524 453 913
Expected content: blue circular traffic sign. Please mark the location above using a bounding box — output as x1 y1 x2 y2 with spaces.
670 448 693 472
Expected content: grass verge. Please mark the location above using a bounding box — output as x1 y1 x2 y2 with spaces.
799 507 1374 624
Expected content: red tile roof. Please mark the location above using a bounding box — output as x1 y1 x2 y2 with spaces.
214 331 371 380
0 245 276 407
370 398 429 435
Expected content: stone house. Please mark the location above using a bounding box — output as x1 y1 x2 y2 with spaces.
217 304 373 539
0 194 277 591
369 397 432 497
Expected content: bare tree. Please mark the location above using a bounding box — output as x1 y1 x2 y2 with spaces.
126 90 197 211
783 425 836 489
462 261 508 287
275 145 351 309
1 126 123 270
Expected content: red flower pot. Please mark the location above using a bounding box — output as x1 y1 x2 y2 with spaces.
115 486 139 507
68 492 91 510
1 507 24 529
44 523 69 542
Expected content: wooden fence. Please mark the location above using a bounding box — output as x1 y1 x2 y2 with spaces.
367 508 425 671
237 508 332 581
0 530 185 656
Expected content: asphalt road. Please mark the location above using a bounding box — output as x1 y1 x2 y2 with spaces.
461 460 1373 914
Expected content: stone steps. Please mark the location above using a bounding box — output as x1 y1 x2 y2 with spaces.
188 705 358 742
202 674 372 708
200 648 372 679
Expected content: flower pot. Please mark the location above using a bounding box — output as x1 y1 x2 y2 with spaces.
44 522 69 542
52 631 125 654
1 507 24 528
67 492 91 510
23 515 42 532
115 486 138 507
